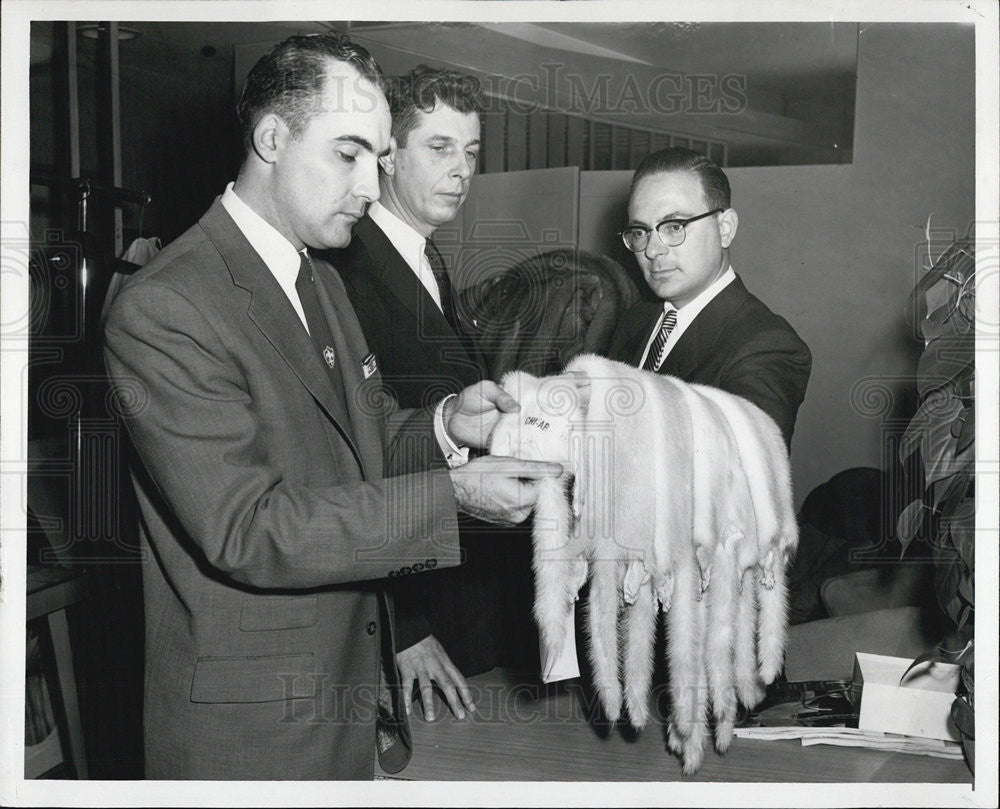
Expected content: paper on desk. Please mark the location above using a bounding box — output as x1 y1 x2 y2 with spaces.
540 602 581 683
733 726 964 760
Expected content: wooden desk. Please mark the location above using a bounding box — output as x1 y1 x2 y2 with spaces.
381 668 971 782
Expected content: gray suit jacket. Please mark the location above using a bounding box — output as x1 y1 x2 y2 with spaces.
103 199 461 779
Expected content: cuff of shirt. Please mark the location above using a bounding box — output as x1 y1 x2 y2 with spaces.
434 394 470 468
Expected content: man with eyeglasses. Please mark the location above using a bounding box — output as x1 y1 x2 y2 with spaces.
608 147 810 446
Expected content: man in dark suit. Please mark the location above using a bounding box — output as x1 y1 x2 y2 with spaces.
607 148 811 446
326 66 523 724
103 34 559 780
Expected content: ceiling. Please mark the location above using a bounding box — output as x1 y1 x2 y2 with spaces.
30 20 859 166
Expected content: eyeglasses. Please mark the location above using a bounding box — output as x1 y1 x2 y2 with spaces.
619 208 723 253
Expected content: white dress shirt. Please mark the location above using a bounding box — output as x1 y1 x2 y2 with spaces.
368 202 466 464
638 265 737 371
220 184 463 464
367 200 444 312
221 182 311 333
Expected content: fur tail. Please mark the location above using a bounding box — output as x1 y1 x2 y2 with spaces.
733 569 765 708
679 594 709 775
531 475 577 660
706 540 738 753
666 553 705 745
757 560 789 684
587 557 622 722
622 578 657 728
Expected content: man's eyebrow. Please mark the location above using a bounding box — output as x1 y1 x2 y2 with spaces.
335 135 376 152
626 211 686 227
423 135 482 147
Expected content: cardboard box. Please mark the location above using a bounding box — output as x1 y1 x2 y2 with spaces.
852 652 962 742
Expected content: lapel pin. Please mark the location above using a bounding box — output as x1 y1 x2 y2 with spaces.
323 346 336 368
362 352 378 379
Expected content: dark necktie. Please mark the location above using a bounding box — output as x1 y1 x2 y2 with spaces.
295 252 338 370
423 237 457 330
375 592 411 774
642 307 678 371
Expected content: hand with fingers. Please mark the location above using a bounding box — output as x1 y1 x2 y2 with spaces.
395 634 475 721
449 455 563 525
444 380 523 449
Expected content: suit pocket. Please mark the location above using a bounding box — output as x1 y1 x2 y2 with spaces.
189 653 316 703
239 595 318 631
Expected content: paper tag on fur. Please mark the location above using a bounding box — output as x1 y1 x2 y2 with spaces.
539 603 581 683
492 412 572 463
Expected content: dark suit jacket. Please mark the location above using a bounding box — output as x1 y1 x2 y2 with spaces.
325 214 525 676
607 274 811 446
103 199 461 779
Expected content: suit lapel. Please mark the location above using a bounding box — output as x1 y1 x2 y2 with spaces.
198 200 365 473
630 303 665 366
660 275 750 380
356 216 486 377
356 216 437 329
312 257 386 477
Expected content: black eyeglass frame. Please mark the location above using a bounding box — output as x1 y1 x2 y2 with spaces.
619 208 724 253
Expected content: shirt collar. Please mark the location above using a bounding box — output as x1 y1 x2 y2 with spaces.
220 182 304 280
669 264 736 327
368 200 428 271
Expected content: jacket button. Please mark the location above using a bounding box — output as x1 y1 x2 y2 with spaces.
400 566 412 576
412 562 424 572
366 621 377 636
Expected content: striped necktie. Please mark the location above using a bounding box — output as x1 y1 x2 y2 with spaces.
642 307 678 371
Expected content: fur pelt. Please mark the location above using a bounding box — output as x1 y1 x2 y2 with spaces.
488 354 797 774
461 250 641 380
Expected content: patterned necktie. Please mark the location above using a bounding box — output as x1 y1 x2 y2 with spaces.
642 307 678 371
423 237 457 330
295 253 338 370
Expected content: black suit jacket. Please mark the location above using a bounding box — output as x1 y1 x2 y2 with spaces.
607 274 811 447
323 214 526 676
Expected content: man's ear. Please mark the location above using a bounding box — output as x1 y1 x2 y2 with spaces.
251 112 287 165
379 136 398 175
718 208 739 249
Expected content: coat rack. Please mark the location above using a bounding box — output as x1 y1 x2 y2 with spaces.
26 22 149 781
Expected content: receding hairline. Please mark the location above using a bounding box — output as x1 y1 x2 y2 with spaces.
312 60 387 106
628 167 716 209
405 103 482 143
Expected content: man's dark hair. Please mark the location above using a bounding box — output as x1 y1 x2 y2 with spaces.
630 147 732 210
236 31 384 156
385 65 484 147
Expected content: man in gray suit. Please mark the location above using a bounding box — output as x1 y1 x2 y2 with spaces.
103 32 558 780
